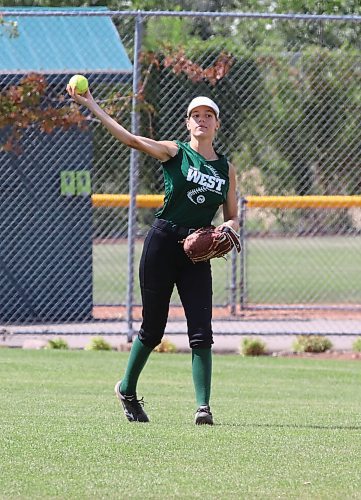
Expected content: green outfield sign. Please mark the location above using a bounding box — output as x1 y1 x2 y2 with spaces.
60 170 91 196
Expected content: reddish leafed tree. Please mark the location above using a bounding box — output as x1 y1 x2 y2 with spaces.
163 50 234 85
141 48 234 87
0 73 87 154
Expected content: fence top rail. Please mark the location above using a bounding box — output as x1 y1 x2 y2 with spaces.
1 10 361 22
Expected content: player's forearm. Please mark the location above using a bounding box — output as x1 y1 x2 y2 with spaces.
223 198 239 231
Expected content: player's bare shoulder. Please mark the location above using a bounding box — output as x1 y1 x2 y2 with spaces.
158 140 179 161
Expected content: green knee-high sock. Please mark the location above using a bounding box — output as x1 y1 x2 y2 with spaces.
120 336 153 395
192 348 212 407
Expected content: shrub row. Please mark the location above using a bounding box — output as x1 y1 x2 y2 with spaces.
44 336 177 352
43 336 361 355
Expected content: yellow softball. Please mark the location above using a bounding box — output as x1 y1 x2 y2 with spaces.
68 74 89 94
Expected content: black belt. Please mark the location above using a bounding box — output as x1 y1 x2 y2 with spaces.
152 218 196 239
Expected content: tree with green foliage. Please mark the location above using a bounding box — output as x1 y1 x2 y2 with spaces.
275 0 361 49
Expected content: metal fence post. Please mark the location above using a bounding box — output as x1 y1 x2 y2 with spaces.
229 193 240 316
126 13 143 342
239 197 247 311
230 247 237 316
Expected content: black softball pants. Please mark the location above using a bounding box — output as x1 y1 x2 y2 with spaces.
138 219 214 349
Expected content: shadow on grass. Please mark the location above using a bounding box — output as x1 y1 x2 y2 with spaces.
218 423 361 430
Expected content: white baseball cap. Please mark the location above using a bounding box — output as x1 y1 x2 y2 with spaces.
187 96 220 119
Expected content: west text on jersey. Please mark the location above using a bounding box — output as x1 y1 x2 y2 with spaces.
186 167 225 191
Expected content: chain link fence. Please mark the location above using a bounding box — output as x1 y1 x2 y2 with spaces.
0 9 361 330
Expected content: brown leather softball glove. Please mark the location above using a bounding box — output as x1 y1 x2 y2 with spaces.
183 225 241 263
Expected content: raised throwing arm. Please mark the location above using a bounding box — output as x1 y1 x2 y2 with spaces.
67 86 178 162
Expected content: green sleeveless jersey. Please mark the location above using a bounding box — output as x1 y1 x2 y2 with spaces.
155 141 230 228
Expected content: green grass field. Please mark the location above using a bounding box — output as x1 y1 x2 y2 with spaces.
1 349 360 499
93 236 361 306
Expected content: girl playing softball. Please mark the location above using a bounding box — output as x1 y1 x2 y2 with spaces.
67 85 239 425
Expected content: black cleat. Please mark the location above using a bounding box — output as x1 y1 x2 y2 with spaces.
114 381 149 422
195 405 214 425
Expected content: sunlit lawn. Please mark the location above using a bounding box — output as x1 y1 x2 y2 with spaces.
1 349 360 499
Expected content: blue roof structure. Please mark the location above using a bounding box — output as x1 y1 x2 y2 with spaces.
0 7 132 74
